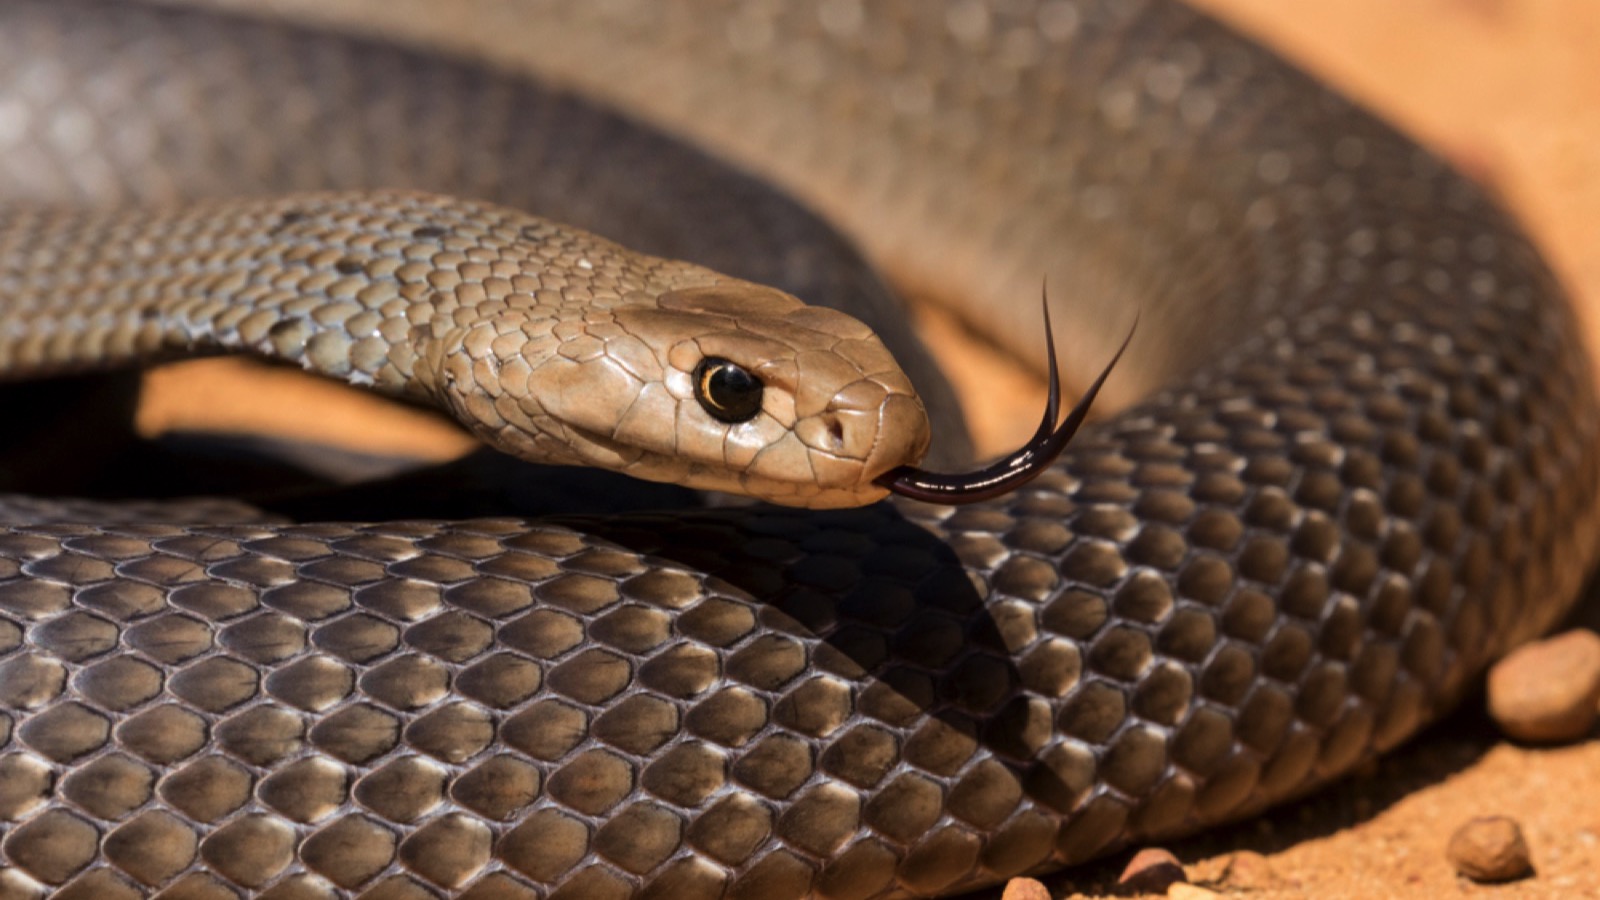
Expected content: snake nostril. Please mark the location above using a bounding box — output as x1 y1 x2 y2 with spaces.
826 416 845 449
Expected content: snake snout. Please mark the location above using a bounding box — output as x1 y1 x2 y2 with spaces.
867 391 933 477
794 380 930 490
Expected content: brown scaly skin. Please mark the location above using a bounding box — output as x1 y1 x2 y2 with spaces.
0 1 1597 898
0 194 929 508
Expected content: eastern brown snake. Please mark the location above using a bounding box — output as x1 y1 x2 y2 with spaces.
0 1 1596 897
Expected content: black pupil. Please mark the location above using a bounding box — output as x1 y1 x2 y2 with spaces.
694 357 763 423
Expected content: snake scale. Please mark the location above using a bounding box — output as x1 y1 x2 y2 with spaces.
1 0 1598 897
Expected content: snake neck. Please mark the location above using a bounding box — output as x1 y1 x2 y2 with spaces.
1 189 932 504
2 193 455 395
0 189 695 456
0 191 666 400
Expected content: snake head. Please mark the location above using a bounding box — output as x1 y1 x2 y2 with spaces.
430 280 931 509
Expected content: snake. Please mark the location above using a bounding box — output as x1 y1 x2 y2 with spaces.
0 0 1596 897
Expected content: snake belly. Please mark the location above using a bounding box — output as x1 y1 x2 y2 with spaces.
1 1 1599 899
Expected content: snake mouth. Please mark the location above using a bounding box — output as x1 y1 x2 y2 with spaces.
556 420 849 506
875 295 1138 505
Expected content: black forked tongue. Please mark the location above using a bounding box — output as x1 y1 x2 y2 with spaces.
875 291 1137 505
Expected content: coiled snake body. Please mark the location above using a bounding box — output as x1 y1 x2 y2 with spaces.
0 1 1597 897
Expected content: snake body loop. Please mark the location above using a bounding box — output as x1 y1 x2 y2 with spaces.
0 1 1597 898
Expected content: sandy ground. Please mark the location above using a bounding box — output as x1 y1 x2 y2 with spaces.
131 1 1600 897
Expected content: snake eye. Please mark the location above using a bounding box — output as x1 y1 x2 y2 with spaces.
693 357 764 423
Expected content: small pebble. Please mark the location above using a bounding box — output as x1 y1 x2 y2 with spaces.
1487 629 1600 742
1000 876 1051 900
1446 816 1533 883
1118 847 1186 894
1167 885 1221 900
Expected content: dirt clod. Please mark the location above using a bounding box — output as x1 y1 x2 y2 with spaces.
1487 629 1600 743
1001 876 1051 900
1447 816 1533 883
1118 848 1186 894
